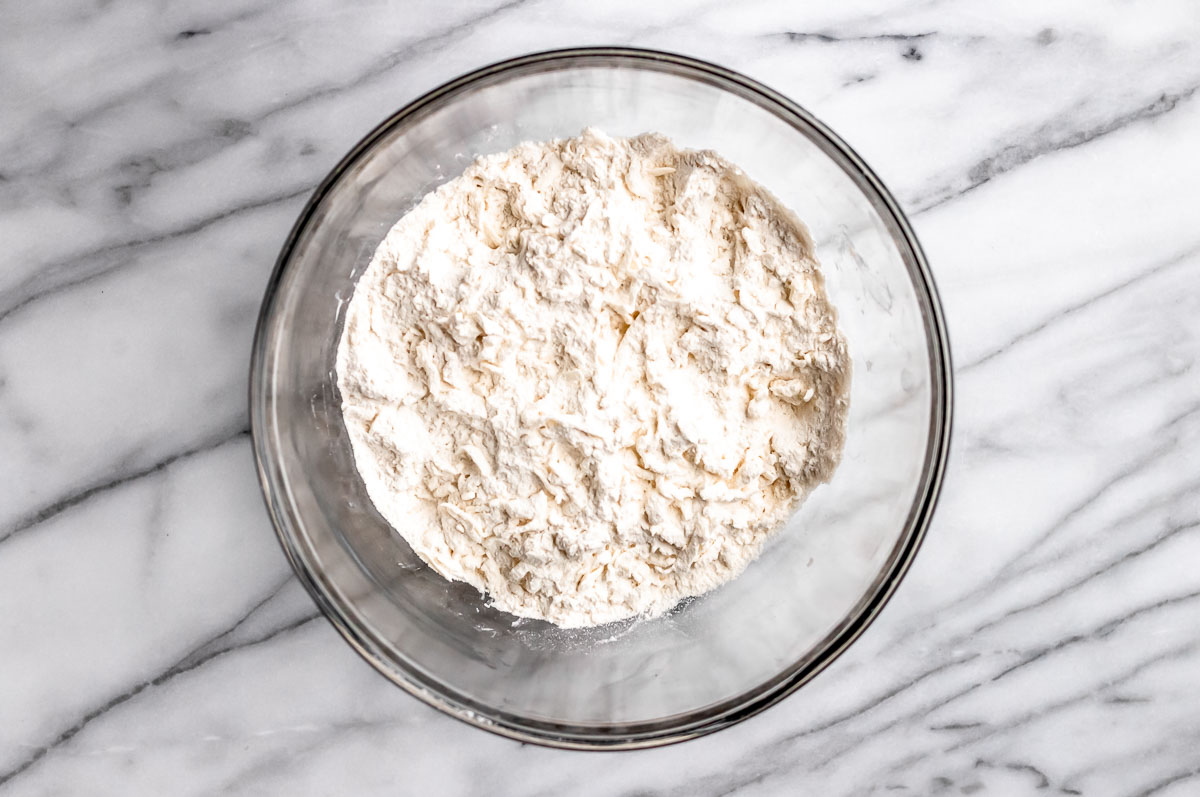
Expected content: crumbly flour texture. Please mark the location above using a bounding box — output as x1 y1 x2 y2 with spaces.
337 129 849 627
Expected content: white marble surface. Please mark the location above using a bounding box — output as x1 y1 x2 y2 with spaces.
2 0 1199 793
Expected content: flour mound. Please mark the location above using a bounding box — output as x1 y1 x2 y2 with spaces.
337 129 850 627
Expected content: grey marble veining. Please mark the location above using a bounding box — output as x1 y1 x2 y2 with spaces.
1 0 1198 794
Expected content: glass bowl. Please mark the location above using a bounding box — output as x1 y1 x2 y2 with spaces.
250 48 952 749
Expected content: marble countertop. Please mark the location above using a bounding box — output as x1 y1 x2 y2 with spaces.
3 1 1199 794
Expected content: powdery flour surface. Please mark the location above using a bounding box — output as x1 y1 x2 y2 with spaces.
337 129 850 627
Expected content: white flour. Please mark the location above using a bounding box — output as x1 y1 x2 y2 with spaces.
337 129 849 627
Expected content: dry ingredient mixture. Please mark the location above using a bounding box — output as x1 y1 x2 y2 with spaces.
337 129 850 627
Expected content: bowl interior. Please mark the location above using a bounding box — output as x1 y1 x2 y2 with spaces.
253 51 947 745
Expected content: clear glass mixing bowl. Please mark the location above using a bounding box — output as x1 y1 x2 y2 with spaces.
250 48 952 748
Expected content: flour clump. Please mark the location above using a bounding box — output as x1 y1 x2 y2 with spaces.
337 129 850 627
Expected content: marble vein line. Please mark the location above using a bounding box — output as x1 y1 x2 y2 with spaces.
928 721 984 731
712 771 769 797
1162 397 1200 433
1090 586 1200 641
164 5 275 47
0 186 310 326
774 29 937 44
0 580 318 791
0 423 249 548
960 240 1200 372
912 78 1200 214
1130 766 1200 797
975 761 1053 791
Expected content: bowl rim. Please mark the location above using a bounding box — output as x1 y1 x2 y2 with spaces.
250 45 954 750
